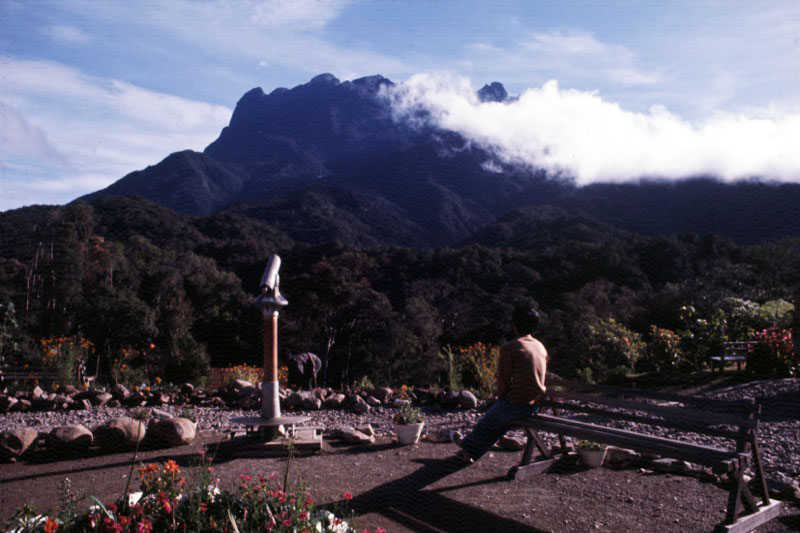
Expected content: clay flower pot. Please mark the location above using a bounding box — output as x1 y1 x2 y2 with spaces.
578 446 608 467
394 422 424 445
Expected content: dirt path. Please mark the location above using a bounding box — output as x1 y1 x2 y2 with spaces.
1 434 797 532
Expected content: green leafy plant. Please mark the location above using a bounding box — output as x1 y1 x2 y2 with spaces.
438 344 463 391
578 439 607 451
393 404 424 425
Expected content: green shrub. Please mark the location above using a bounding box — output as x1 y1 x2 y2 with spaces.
641 326 684 372
561 317 644 381
604 366 632 385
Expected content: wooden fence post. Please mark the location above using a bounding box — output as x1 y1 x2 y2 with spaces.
793 287 800 361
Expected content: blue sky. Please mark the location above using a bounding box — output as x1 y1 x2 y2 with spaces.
2 0 799 211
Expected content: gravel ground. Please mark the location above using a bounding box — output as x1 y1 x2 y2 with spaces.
2 378 798 487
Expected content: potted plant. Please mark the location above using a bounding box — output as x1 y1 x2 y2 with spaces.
577 439 608 467
393 404 425 445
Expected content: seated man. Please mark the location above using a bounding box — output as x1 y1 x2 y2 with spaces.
455 305 547 463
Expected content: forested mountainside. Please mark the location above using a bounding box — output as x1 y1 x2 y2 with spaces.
2 195 797 388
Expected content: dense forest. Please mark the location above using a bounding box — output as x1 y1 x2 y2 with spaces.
1 195 797 390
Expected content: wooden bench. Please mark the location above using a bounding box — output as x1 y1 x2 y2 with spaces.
710 341 757 372
508 380 781 533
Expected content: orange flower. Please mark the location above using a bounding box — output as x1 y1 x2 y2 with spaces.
149 343 156 350
43 518 59 533
164 459 180 474
155 377 162 385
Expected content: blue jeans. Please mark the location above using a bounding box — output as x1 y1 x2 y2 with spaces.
460 398 539 460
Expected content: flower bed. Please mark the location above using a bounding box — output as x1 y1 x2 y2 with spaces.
6 454 361 532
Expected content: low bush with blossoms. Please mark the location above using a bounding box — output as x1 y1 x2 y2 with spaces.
5 454 359 532
748 327 796 377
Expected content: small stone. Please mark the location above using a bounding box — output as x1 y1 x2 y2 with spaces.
458 390 478 409
499 435 525 451
424 428 453 443
392 398 410 408
355 424 376 437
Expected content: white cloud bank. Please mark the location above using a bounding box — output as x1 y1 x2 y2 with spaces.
386 73 800 185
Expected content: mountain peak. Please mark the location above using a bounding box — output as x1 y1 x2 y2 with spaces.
309 73 340 85
478 82 508 103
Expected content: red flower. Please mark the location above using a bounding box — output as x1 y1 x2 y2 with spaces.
199 503 208 512
299 511 309 521
305 495 313 507
342 491 353 500
283 518 293 527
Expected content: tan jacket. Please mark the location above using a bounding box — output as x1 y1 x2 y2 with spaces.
497 335 547 405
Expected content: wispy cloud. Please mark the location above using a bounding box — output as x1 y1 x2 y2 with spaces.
0 58 231 210
386 73 800 185
43 25 90 44
463 29 661 91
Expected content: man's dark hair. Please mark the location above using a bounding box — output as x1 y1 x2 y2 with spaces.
512 305 541 335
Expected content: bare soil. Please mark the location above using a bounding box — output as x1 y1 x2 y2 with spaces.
1 433 797 532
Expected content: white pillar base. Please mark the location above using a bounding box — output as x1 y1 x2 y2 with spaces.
262 380 281 420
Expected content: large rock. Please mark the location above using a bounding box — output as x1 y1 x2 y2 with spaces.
458 390 478 409
352 402 371 415
59 384 78 395
332 426 374 444
322 393 345 408
32 386 44 399
50 425 93 451
372 387 393 403
302 396 322 410
392 398 411 408
111 384 131 399
92 392 114 407
146 417 196 448
366 396 382 407
285 391 304 408
437 390 460 407
605 446 641 466
94 417 146 451
0 428 39 460
12 398 32 412
0 395 18 413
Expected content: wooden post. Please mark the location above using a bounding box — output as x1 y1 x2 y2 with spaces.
272 311 279 383
261 308 281 421
793 288 799 363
